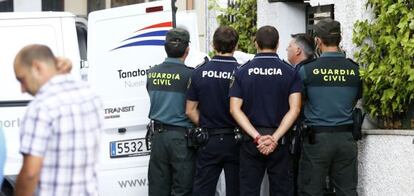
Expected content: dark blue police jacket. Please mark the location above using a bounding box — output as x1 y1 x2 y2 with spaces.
187 55 239 129
229 53 301 128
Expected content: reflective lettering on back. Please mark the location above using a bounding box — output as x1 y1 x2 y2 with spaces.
312 68 356 82
305 61 360 87
149 72 181 86
248 67 283 76
201 71 232 79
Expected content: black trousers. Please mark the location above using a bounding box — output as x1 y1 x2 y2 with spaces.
193 134 240 196
239 141 293 196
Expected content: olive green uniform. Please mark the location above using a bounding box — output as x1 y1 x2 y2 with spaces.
147 58 195 196
298 52 362 196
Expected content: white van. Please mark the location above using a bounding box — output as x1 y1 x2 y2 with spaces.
0 1 203 195
87 1 203 195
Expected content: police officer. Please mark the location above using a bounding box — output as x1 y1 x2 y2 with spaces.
297 19 362 196
229 25 302 196
186 26 240 196
146 28 195 196
286 33 315 70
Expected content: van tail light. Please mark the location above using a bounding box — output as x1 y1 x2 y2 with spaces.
146 6 163 13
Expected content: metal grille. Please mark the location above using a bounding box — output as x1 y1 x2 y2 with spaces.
306 4 334 35
226 0 238 23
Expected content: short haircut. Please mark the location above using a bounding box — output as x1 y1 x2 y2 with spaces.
213 26 239 53
164 42 188 58
319 35 341 47
17 44 56 67
255 26 279 50
291 33 315 59
164 28 190 58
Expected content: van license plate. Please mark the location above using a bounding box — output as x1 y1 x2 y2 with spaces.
110 138 150 158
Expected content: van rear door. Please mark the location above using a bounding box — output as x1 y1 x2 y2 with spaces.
87 1 172 195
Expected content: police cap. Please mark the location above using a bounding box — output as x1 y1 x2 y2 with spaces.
314 18 341 38
165 28 190 44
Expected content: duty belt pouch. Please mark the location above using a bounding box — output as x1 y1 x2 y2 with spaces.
352 108 364 140
233 127 244 144
186 128 196 148
145 120 155 150
186 127 208 149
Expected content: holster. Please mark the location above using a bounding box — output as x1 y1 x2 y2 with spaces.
289 123 304 155
352 108 364 140
145 120 155 150
301 124 315 144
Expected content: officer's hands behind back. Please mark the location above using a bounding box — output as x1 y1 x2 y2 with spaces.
257 135 277 155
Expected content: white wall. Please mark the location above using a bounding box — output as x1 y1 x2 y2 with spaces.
14 0 41 11
358 131 414 195
257 1 306 60
308 0 373 58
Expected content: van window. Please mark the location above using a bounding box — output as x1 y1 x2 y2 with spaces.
42 0 64 11
0 0 13 12
76 21 88 61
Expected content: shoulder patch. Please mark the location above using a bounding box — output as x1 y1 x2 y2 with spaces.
195 56 210 69
147 64 159 72
304 58 317 64
347 58 360 67
187 77 192 89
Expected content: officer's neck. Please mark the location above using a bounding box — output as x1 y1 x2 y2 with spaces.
216 51 234 57
320 45 340 53
292 55 308 66
257 48 276 53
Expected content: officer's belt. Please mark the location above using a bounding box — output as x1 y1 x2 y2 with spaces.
154 122 187 133
254 127 288 145
204 128 234 135
310 124 353 133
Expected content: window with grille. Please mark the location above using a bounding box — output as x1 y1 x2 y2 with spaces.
305 4 334 35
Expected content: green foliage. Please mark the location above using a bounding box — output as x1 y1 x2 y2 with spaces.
353 0 414 126
209 0 257 53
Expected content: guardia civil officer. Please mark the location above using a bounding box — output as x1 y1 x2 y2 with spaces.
146 28 195 196
186 26 240 196
297 19 362 196
229 25 302 196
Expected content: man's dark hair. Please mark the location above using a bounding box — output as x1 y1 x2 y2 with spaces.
18 44 56 67
255 26 279 50
319 36 341 47
164 28 190 58
291 33 315 59
213 26 239 53
165 42 188 58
